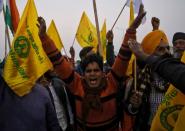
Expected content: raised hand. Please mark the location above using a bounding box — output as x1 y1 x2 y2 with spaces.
106 30 114 43
128 39 149 61
69 46 75 59
129 4 146 30
37 16 46 37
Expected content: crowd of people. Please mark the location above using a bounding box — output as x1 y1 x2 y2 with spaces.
1 4 185 131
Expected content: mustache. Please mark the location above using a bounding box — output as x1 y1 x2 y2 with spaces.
162 53 173 58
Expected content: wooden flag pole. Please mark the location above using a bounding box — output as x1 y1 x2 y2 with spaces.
111 1 127 30
92 0 102 56
134 58 137 91
71 35 76 47
62 46 68 58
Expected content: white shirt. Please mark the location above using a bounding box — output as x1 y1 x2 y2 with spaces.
49 83 67 131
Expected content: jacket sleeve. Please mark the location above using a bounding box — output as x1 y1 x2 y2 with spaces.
112 29 136 78
106 42 115 67
146 56 185 94
40 34 74 84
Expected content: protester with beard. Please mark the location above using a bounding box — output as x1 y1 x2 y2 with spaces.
128 38 185 131
172 32 185 59
125 28 170 131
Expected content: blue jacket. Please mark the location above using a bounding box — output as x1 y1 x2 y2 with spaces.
0 75 60 131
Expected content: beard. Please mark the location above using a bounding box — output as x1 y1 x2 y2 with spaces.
173 50 184 59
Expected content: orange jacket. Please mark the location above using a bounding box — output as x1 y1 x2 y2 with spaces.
41 29 136 131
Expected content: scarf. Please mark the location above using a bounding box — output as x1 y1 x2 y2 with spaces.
81 77 107 129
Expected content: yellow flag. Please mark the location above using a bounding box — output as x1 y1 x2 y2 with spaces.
3 0 52 96
173 106 185 131
76 12 98 48
151 52 185 131
126 0 135 76
47 20 63 51
100 20 106 61
126 54 135 76
129 0 134 26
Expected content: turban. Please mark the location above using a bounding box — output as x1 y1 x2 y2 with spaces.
172 32 185 44
141 30 169 54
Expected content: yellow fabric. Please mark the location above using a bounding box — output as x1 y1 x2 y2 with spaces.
129 0 134 26
150 52 185 131
126 0 135 76
126 54 135 76
47 20 63 51
173 107 185 131
100 20 106 61
141 30 169 55
3 0 52 96
76 12 98 48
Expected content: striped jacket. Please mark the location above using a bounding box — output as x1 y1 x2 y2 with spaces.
40 29 136 131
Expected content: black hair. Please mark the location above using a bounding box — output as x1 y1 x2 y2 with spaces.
172 32 185 44
81 53 103 73
79 46 93 59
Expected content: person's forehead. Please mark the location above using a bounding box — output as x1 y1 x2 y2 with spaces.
85 62 100 69
157 43 169 48
174 39 185 43
87 62 98 66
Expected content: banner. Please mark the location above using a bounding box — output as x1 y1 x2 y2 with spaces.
76 11 97 48
151 52 185 131
3 0 52 96
47 20 63 51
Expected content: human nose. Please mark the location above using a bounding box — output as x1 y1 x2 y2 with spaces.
89 70 95 75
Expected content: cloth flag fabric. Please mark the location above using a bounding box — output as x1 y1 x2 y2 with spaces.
126 0 146 24
150 52 185 131
76 12 98 49
0 0 3 14
5 0 20 34
100 20 106 61
129 0 134 26
5 0 13 32
47 20 63 51
173 106 185 131
126 0 135 76
3 0 52 96
126 0 142 13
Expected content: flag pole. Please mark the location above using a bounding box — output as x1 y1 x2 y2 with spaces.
62 46 68 58
111 1 127 30
134 58 137 91
3 5 11 50
71 35 76 47
92 0 102 56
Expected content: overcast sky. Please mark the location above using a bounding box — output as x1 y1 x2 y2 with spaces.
0 0 185 60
